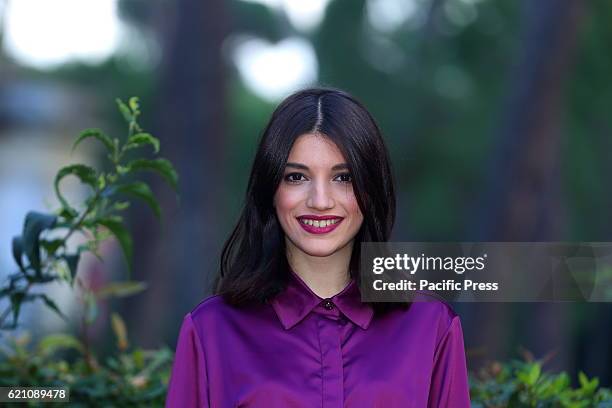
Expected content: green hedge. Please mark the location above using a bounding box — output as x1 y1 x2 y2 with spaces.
0 332 171 407
471 359 612 407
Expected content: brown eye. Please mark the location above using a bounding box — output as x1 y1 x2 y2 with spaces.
334 173 352 183
285 173 306 183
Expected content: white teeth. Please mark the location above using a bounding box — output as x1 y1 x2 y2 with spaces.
300 218 341 227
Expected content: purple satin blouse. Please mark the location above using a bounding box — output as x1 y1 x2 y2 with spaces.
165 269 470 407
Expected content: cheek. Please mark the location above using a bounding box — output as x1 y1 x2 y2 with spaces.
340 189 363 220
350 201 364 224
274 186 301 217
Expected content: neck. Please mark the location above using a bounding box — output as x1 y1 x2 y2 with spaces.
285 239 354 299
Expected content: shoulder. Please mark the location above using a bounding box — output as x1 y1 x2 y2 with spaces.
411 291 458 317
176 295 231 343
405 291 461 339
190 294 226 314
187 294 231 324
186 294 269 330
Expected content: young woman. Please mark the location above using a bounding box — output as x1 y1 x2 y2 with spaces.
166 87 470 407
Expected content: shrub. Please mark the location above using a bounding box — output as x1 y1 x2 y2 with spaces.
0 97 177 407
470 359 612 407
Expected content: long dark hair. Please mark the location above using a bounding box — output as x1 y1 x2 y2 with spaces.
213 86 404 314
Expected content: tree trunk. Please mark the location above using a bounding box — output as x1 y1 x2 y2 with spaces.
125 0 229 347
463 0 584 371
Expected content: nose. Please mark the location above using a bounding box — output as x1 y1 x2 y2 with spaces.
306 179 334 210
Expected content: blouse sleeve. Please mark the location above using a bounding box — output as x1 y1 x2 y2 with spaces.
165 313 209 408
427 315 471 407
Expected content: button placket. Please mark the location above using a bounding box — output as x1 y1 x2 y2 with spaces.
316 312 344 408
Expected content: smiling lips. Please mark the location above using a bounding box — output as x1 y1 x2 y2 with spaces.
297 215 344 235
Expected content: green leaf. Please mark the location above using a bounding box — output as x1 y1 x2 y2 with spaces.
97 173 106 190
40 238 64 254
114 182 161 219
128 96 140 115
133 348 145 369
96 281 147 299
62 253 80 284
578 371 599 394
116 98 133 123
97 217 133 276
57 206 78 221
38 333 84 357
9 292 25 327
579 371 588 388
123 133 160 154
11 236 25 272
112 201 130 211
552 372 569 392
126 158 178 192
22 211 58 274
518 363 541 386
36 294 68 322
116 165 129 175
72 128 115 155
54 164 98 211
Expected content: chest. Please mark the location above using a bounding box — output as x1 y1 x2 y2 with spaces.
205 314 437 407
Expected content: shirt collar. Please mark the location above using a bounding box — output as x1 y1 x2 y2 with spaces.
270 268 374 330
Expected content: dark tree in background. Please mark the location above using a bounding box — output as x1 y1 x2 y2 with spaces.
460 0 612 381
470 0 584 242
125 0 230 347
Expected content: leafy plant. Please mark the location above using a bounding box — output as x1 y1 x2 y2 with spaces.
0 97 179 406
1 96 178 332
470 358 612 407
0 319 173 407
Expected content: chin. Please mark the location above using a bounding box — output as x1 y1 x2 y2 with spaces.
295 242 341 257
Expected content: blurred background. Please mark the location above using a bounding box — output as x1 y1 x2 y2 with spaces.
0 0 610 387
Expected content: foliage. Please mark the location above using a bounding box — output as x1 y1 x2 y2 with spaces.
470 359 612 407
0 97 179 406
0 96 178 331
0 322 172 407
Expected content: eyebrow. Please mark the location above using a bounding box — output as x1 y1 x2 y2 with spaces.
285 162 349 171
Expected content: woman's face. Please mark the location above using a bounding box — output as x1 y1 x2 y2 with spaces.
274 133 364 257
